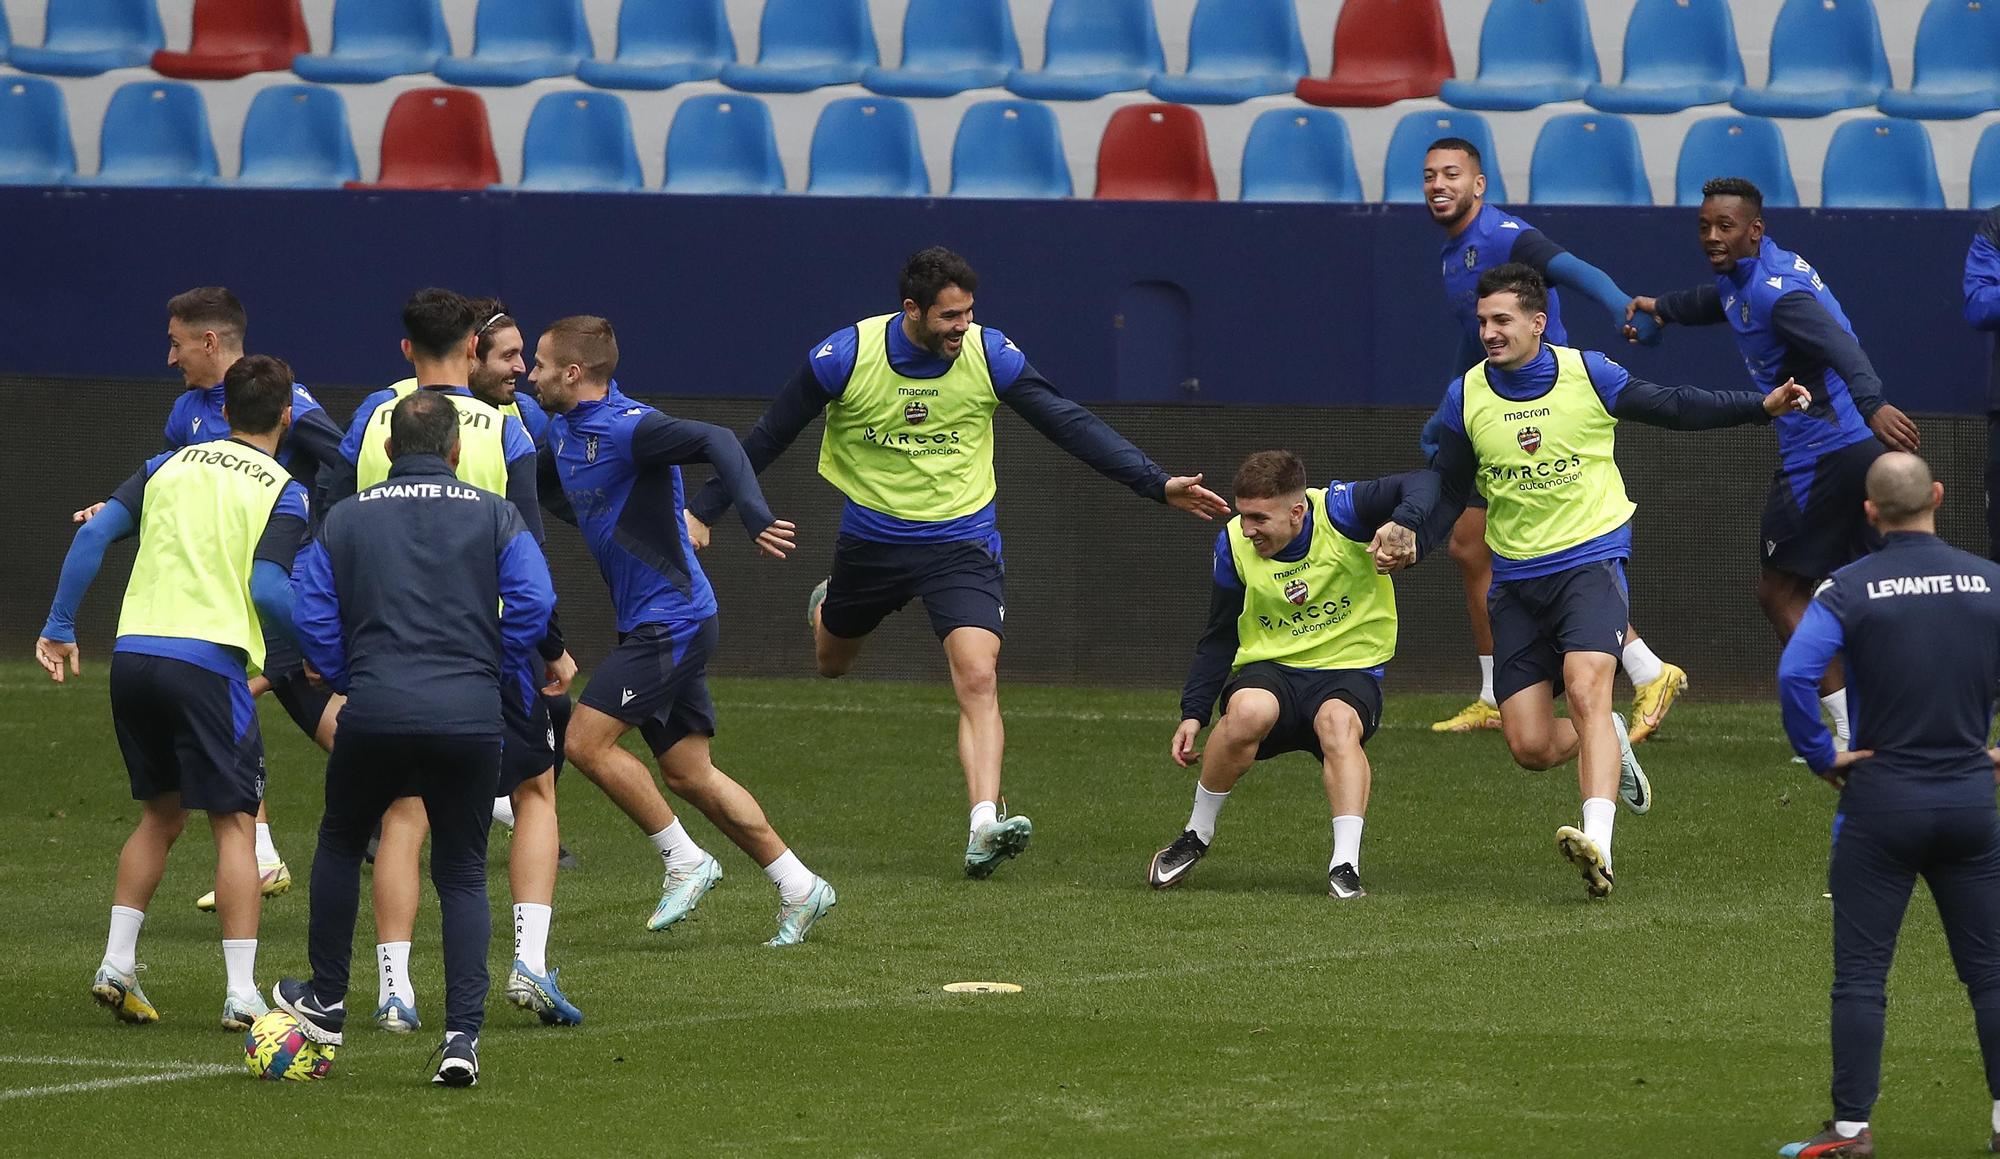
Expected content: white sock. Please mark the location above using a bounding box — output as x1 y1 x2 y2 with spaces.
762 849 817 905
969 800 998 834
492 795 515 830
103 906 144 975
1834 1121 1869 1138
1477 655 1496 708
377 941 413 1006
648 820 707 872
254 822 279 866
1582 796 1617 869
1621 637 1665 688
1186 785 1229 844
222 938 257 998
513 903 551 976
1822 690 1851 748
1991 1099 1999 1133
1330 815 1364 871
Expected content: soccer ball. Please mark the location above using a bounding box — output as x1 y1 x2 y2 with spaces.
244 1011 335 1081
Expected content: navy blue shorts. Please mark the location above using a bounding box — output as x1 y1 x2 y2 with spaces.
109 652 265 814
821 533 1005 641
580 618 718 757
267 665 335 741
1763 437 1886 581
1488 560 1630 704
499 692 557 796
1221 662 1382 761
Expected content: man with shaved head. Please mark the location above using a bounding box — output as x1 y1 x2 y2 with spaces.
1777 452 2000 1157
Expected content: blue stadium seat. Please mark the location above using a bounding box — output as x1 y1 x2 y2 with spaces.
577 0 734 90
1382 110 1505 203
950 99 1070 198
1674 116 1799 207
1584 0 1743 114
1731 0 1890 118
10 0 163 77
1438 0 1598 111
1528 113 1650 205
235 83 357 188
92 80 217 186
0 5 10 60
863 0 1020 98
1820 117 1945 209
719 0 876 93
807 96 927 197
662 93 783 194
1148 0 1309 105
433 0 591 87
1239 107 1359 203
520 91 642 192
0 77 76 184
1878 0 2000 120
291 0 447 84
1973 122 2000 208
1006 0 1163 101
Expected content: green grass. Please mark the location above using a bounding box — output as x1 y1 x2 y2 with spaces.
1 661 1991 1157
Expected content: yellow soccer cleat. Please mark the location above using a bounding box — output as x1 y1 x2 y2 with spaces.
196 861 292 913
1627 663 1689 744
1431 700 1502 732
91 963 158 1024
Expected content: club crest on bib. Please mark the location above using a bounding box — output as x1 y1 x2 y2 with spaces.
1283 579 1310 606
1463 246 1478 270
904 401 929 425
1516 426 1542 454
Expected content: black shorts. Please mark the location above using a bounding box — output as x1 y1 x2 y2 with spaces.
266 665 335 740
499 693 557 796
109 652 265 814
821 533 1005 641
1763 437 1886 581
1488 559 1630 704
580 618 718 757
1220 661 1382 761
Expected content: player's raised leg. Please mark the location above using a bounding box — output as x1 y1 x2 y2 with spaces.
1620 625 1687 744
1153 687 1277 889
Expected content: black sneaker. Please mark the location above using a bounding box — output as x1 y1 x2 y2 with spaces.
1328 863 1366 900
1147 830 1208 889
557 843 580 870
432 1035 479 1088
271 978 346 1046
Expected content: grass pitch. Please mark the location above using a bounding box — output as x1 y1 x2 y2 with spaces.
1 662 1992 1157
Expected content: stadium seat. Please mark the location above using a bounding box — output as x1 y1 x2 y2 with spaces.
1529 113 1650 206
1438 0 1598 111
1878 0 2000 120
719 0 876 94
1095 103 1215 201
1731 0 1891 118
151 0 307 79
0 6 9 61
1006 0 1164 101
1382 110 1505 203
92 80 216 185
519 91 642 192
1148 0 1309 105
0 77 76 184
863 0 1020 99
351 87 499 191
433 0 590 86
662 93 783 194
807 96 926 197
1239 107 1360 203
577 0 734 91
1820 117 1945 209
235 83 357 188
291 0 448 84
1973 123 2000 208
1674 116 1799 207
950 99 1070 199
1295 0 1452 108
9 0 163 77
1584 0 1743 114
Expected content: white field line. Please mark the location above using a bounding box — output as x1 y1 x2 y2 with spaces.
0 1055 237 1102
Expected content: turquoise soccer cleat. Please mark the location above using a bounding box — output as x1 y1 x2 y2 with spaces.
1610 712 1652 815
764 877 836 947
648 853 723 931
221 988 268 1032
375 995 420 1034
965 814 1034 879
505 960 583 1026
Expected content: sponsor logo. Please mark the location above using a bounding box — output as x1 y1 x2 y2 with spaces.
178 444 279 488
191 417 203 434
905 401 929 424
1283 579 1309 606
897 386 941 398
816 343 836 359
1765 539 1777 557
1255 595 1355 637
1516 426 1542 454
1500 220 1520 230
1463 246 1478 270
862 425 962 453
620 688 637 706
1501 407 1550 421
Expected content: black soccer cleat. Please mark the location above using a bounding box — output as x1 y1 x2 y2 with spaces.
1147 830 1208 889
271 977 346 1046
431 1035 479 1088
557 843 580 870
1327 862 1367 900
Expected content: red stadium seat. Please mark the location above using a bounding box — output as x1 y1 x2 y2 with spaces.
151 0 309 80
1094 103 1215 201
350 88 500 191
1295 0 1453 108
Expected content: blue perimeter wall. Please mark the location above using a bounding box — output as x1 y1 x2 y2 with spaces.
3 188 1989 414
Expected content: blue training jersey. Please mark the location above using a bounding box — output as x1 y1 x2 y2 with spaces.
164 381 327 472
1440 204 1569 352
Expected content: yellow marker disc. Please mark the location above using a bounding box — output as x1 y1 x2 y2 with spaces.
942 982 1022 994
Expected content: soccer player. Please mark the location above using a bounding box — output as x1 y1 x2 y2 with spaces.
1959 208 2000 564
1419 137 1687 741
1398 264 1808 898
1151 451 1434 896
1627 177 1921 753
37 355 310 1030
531 315 836 945
1776 453 2000 1158
683 246 1230 877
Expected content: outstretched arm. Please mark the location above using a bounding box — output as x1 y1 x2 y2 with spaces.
633 412 793 557
686 365 830 528
1768 292 1917 451
1527 238 1659 345
1590 349 1802 430
1627 283 1725 342
1003 368 1228 519
37 497 138 680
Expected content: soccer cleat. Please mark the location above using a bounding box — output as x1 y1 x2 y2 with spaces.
432 1036 479 1088
271 978 345 1046
196 861 292 912
1778 1122 1875 1157
965 814 1034 879
1147 829 1208 889
765 877 837 947
806 577 830 629
505 960 583 1026
91 963 157 1024
1611 712 1652 815
1627 662 1688 743
1556 825 1614 899
1431 700 1501 732
647 853 723 931
375 996 420 1034
221 989 268 1032
557 843 581 870
1328 862 1367 900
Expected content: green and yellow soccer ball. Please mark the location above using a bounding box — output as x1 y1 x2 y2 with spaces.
245 1011 335 1081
